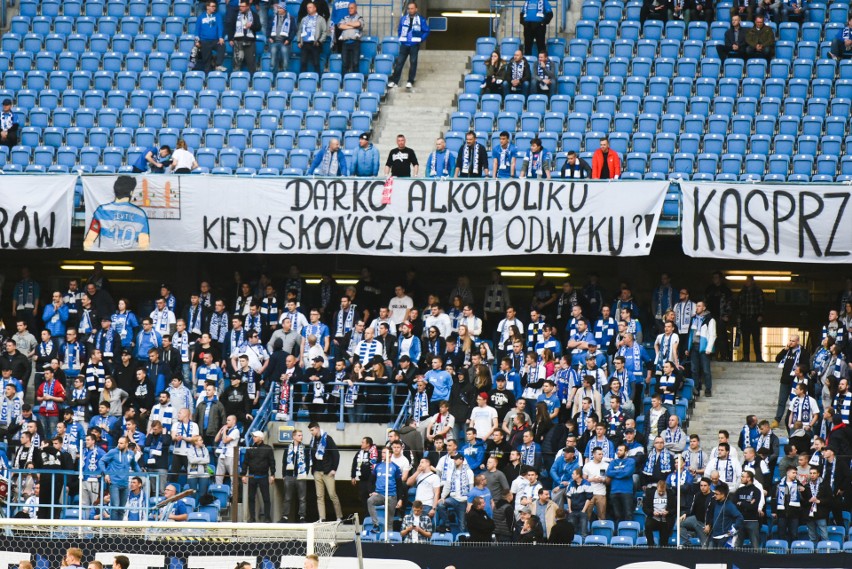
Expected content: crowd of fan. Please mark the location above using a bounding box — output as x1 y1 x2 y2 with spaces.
2 263 851 544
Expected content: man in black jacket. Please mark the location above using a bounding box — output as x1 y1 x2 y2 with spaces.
547 507 575 544
465 496 495 542
240 430 276 522
734 471 762 549
821 447 850 526
773 335 810 428
679 476 712 546
802 466 832 543
644 479 675 547
717 14 747 61
309 422 343 521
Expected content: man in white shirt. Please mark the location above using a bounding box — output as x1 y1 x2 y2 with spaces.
582 447 610 520
511 467 542 515
788 381 819 432
407 457 441 515
370 307 397 337
214 414 240 484
458 305 483 338
496 307 523 355
388 286 413 325
424 304 453 339
468 392 499 440
672 288 695 360
707 442 742 491
435 454 475 532
150 297 176 336
654 321 680 370
170 407 199 482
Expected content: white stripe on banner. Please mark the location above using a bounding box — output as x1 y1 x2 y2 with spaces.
81 176 669 256
0 175 75 249
682 183 852 264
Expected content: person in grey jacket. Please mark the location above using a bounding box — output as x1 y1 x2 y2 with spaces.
352 133 380 177
298 1 328 73
531 51 556 97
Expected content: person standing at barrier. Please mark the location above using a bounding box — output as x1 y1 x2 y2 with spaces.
98 436 141 514
367 446 403 533
280 428 311 523
309 421 343 521
242 430 276 522
230 1 262 74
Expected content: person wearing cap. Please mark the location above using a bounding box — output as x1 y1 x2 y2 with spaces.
158 482 189 522
468 390 499 441
241 429 276 522
0 98 18 149
268 2 296 72
349 131 380 177
435 453 474 532
84 176 150 251
550 446 582 508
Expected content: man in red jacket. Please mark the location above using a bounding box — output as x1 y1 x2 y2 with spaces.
591 137 622 180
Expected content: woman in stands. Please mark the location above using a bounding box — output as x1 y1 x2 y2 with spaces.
483 51 507 97
170 139 199 174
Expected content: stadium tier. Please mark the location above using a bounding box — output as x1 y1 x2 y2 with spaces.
458 0 852 181
0 0 399 174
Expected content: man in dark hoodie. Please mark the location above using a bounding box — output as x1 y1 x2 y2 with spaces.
733 470 762 549
706 482 743 548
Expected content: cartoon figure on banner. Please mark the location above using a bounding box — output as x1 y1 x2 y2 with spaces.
84 176 182 251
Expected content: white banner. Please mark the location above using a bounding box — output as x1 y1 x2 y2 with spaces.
682 183 852 264
82 176 669 256
0 175 75 249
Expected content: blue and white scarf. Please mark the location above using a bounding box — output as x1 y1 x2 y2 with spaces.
245 314 262 335
658 374 677 406
314 430 328 461
656 334 676 367
0 396 20 427
429 150 452 177
71 387 87 421
0 111 16 132
188 306 203 336
270 11 292 38
39 341 56 361
450 467 471 496
301 14 318 41
336 306 356 338
63 342 83 371
124 490 147 521
235 10 255 39
777 479 800 510
643 448 673 476
285 443 308 477
711 457 736 484
459 143 483 175
520 443 538 467
209 312 229 343
663 427 684 449
94 329 115 358
585 437 613 460
42 379 58 413
399 14 423 42
85 361 105 392
413 390 430 422
790 395 813 423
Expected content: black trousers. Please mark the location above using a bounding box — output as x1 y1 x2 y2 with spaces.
198 39 225 72
248 476 271 521
739 317 762 361
301 42 322 73
645 516 673 547
170 454 188 482
523 22 546 56
341 40 360 75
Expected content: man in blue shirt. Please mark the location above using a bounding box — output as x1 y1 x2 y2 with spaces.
132 145 172 174
367 447 403 533
134 319 163 363
521 0 553 56
606 444 636 526
388 2 430 90
460 428 486 472
84 176 151 251
158 483 189 521
352 133 379 177
98 436 141 512
196 1 226 72
425 356 452 414
425 137 456 178
491 131 516 179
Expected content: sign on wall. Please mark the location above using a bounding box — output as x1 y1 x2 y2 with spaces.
0 175 75 249
682 183 852 263
82 176 669 256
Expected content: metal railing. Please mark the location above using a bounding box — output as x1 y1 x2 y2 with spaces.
243 383 279 446
5 468 164 521
287 381 409 426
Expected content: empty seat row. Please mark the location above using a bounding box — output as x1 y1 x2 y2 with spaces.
20 0 195 19
0 70 384 96
10 15 195 37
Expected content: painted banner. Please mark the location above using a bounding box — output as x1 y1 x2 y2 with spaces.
0 175 75 249
682 183 852 263
82 175 669 256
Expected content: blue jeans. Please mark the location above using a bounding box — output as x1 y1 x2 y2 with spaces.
189 476 210 499
806 518 828 543
40 415 59 438
690 350 712 391
110 484 129 516
567 510 588 536
269 41 290 72
503 80 529 97
390 43 420 84
435 496 467 532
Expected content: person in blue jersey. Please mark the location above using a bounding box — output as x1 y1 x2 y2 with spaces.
84 176 150 251
388 2 430 90
520 138 553 180
491 131 516 179
520 0 553 56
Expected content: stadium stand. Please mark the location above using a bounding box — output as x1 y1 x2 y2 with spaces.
0 0 395 174
460 1 852 181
